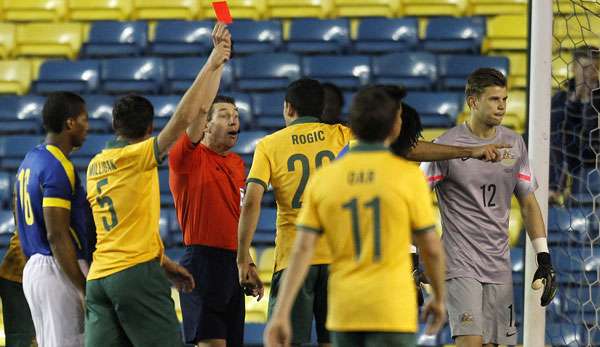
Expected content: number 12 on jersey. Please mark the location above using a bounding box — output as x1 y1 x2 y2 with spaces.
342 196 382 262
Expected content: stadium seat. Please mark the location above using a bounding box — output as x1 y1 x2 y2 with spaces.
232 130 267 160
287 19 350 54
144 95 180 119
423 17 485 54
505 52 527 89
131 0 200 20
3 0 66 22
546 323 585 346
149 20 213 56
302 55 370 90
83 94 114 133
33 60 100 94
483 15 528 52
0 95 43 135
547 207 595 245
0 135 43 169
0 23 16 59
401 0 467 16
265 0 331 19
245 286 270 323
372 52 437 90
100 57 164 94
404 92 463 125
235 53 300 91
0 60 32 95
244 323 266 346
68 0 132 21
0 172 11 208
552 52 570 90
420 128 446 142
331 0 400 18
552 14 600 51
82 21 148 58
16 23 83 59
0 209 15 235
258 246 275 282
71 134 111 168
165 57 233 93
466 0 527 15
200 0 265 20
570 168 600 204
250 92 286 130
437 55 509 90
12 95 45 121
354 18 418 54
505 90 526 131
229 20 282 55
228 92 253 129
510 247 523 272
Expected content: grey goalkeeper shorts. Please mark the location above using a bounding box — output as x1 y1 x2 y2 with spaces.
447 277 518 345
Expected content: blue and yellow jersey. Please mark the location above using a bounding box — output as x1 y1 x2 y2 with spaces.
15 144 91 259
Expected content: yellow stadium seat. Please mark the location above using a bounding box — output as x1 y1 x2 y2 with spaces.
0 60 32 95
3 0 66 22
506 90 526 126
15 23 83 59
265 0 332 19
551 52 571 89
421 128 447 142
483 15 528 52
0 23 16 59
258 247 275 284
552 14 600 52
401 0 467 17
68 0 132 21
466 0 527 16
245 286 270 323
132 0 200 20
200 0 265 20
331 0 400 18
505 52 527 89
554 0 598 15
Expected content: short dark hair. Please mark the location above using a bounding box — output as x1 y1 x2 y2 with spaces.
391 102 422 157
465 68 507 99
42 92 86 133
208 95 236 122
112 95 154 139
349 86 400 143
285 78 324 118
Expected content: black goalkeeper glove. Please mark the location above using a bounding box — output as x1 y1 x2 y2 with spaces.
532 252 558 307
412 253 427 307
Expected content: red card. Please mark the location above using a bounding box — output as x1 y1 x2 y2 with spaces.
212 1 233 24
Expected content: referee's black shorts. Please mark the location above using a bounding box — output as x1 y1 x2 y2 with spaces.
179 245 244 346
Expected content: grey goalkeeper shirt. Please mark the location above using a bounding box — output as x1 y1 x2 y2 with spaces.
420 124 537 284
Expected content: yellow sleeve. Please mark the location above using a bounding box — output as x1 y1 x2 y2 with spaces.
133 137 160 171
246 140 271 190
296 177 323 234
342 125 355 142
407 167 436 233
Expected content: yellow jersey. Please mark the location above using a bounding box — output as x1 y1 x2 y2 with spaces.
86 137 164 280
296 143 436 332
247 116 353 272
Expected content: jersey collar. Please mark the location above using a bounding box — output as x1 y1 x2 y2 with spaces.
289 116 320 126
105 138 130 149
351 142 388 152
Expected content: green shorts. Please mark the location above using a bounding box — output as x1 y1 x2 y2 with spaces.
331 331 416 347
268 264 329 344
85 260 183 347
0 278 36 347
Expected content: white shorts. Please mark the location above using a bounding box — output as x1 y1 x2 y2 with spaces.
22 254 87 347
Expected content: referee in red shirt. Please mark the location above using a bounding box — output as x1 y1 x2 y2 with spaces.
169 93 263 347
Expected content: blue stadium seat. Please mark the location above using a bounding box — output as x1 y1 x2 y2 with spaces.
0 172 11 208
229 20 282 54
372 52 437 90
255 207 276 243
84 94 114 133
438 55 509 90
545 323 585 346
404 92 463 127
232 130 267 168
150 20 213 56
0 95 44 135
0 96 19 120
0 209 15 236
71 134 111 169
251 92 286 130
165 246 185 262
244 323 265 346
101 57 164 94
144 95 180 118
159 208 172 246
354 18 419 53
423 17 486 53
82 21 148 57
165 57 233 93
548 207 595 245
227 92 253 129
510 247 524 272
158 169 170 193
33 60 101 94
14 95 45 120
235 53 300 91
302 55 371 90
0 119 41 135
570 168 600 204
287 19 350 54
0 135 43 170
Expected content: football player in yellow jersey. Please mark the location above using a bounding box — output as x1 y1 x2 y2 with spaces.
265 86 446 347
237 79 507 346
84 23 231 347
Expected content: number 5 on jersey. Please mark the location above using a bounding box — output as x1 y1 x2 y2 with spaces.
96 178 118 231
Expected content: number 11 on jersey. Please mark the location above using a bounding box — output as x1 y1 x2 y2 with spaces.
342 196 382 262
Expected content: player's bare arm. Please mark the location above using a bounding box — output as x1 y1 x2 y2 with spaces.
405 140 511 162
161 255 195 293
237 182 266 298
44 207 86 294
157 22 231 157
413 226 446 335
264 230 319 347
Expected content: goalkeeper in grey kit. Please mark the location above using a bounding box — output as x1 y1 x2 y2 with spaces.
421 68 557 346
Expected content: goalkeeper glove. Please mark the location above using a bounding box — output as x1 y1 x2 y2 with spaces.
531 252 558 307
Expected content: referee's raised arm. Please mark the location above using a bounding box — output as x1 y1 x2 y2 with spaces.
156 22 231 159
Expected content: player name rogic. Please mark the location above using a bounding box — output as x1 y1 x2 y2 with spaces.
291 130 326 145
